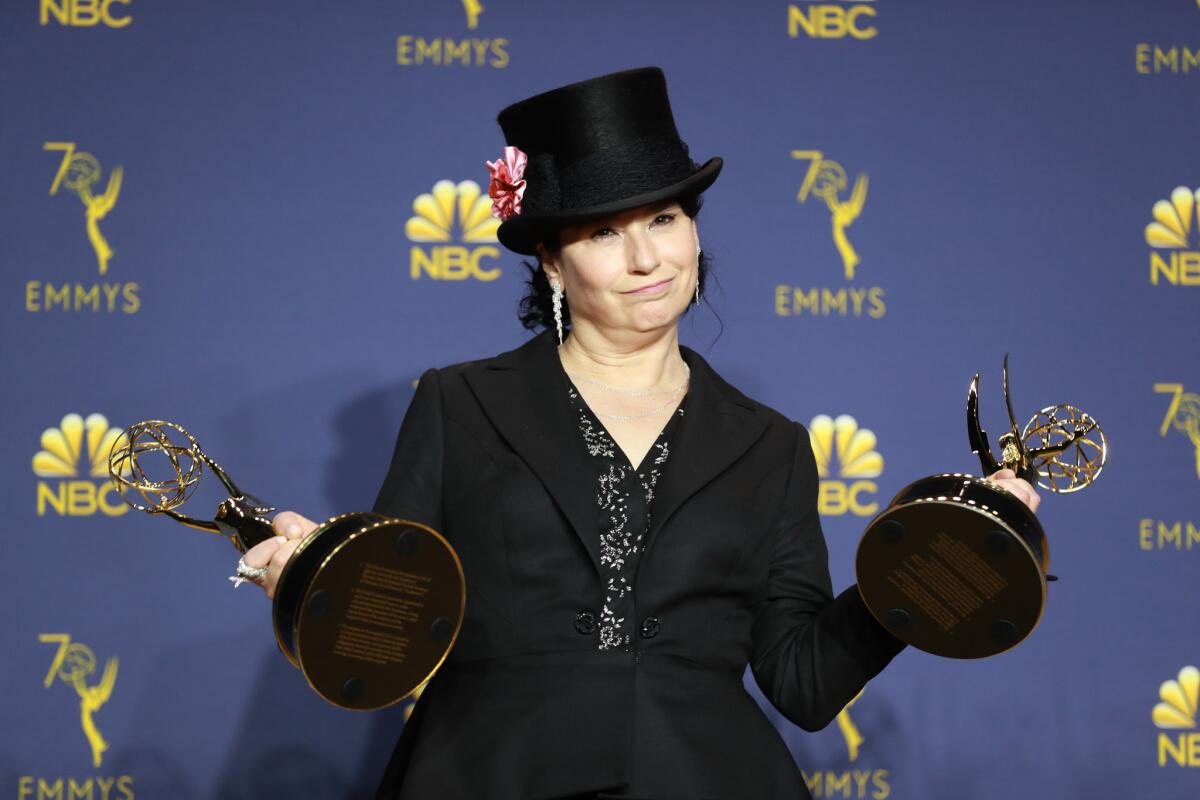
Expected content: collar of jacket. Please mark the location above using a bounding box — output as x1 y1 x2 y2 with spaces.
463 328 770 576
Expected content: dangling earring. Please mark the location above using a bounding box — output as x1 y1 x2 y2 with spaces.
550 279 564 345
694 246 702 305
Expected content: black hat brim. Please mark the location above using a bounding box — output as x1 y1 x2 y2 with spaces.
496 156 722 255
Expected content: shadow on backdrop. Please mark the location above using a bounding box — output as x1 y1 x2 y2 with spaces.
210 374 420 799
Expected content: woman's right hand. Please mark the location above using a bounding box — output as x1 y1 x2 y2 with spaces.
242 511 318 599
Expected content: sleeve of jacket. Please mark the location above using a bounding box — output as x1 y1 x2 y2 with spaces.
749 420 906 732
371 367 445 532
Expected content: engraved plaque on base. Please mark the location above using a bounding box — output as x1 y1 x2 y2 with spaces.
855 358 1106 659
278 516 464 710
108 420 465 709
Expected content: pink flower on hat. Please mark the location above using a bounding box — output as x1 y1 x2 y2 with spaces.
486 146 528 221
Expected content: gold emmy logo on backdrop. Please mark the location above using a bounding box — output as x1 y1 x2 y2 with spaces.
1140 384 1200 551
775 151 884 319
1146 187 1200 286
39 0 132 28
395 0 509 67
810 415 883 517
1155 383 1200 479
836 689 865 762
1154 665 1200 767
39 635 118 768
803 686 892 799
406 180 503 281
793 151 868 280
802 768 891 799
28 142 140 314
1134 2 1200 77
787 0 878 41
1134 45 1200 74
33 413 130 517
44 142 122 275
462 0 483 29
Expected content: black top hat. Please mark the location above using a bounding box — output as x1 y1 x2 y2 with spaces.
492 67 722 255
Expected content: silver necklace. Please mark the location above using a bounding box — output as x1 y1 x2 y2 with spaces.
591 378 689 422
568 364 691 398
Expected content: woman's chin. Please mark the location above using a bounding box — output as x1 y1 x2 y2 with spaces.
628 301 688 333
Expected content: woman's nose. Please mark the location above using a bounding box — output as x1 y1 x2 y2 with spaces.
626 232 660 273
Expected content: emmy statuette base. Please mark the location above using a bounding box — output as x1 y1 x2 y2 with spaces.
272 514 465 710
855 475 1048 659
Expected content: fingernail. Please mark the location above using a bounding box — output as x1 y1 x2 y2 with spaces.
287 524 301 537
275 535 287 544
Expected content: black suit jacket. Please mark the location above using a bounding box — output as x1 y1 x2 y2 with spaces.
371 330 904 800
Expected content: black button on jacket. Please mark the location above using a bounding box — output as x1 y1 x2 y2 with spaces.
371 330 904 800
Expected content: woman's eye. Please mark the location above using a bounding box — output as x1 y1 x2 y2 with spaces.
591 227 616 240
653 213 676 226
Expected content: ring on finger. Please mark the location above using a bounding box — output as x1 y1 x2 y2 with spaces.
229 557 269 588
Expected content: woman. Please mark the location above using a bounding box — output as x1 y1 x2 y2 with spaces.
243 68 1040 800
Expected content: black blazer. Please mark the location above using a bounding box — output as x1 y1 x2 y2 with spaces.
371 330 904 800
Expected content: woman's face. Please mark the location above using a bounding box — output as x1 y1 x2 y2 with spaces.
542 200 699 338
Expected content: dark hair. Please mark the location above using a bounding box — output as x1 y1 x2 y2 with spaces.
517 194 711 332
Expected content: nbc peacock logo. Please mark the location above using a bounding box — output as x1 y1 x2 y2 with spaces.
406 179 503 282
33 413 130 517
809 414 883 516
1146 186 1200 286
1154 665 1199 767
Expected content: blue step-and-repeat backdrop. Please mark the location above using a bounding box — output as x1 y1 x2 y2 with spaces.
2 1 1197 798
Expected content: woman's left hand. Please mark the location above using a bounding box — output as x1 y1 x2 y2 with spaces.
985 468 1041 513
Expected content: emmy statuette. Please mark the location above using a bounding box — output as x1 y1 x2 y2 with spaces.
855 358 1107 658
107 420 465 710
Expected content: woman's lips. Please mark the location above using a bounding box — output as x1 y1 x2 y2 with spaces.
624 277 674 295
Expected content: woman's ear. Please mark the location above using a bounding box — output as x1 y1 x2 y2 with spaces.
537 244 563 287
